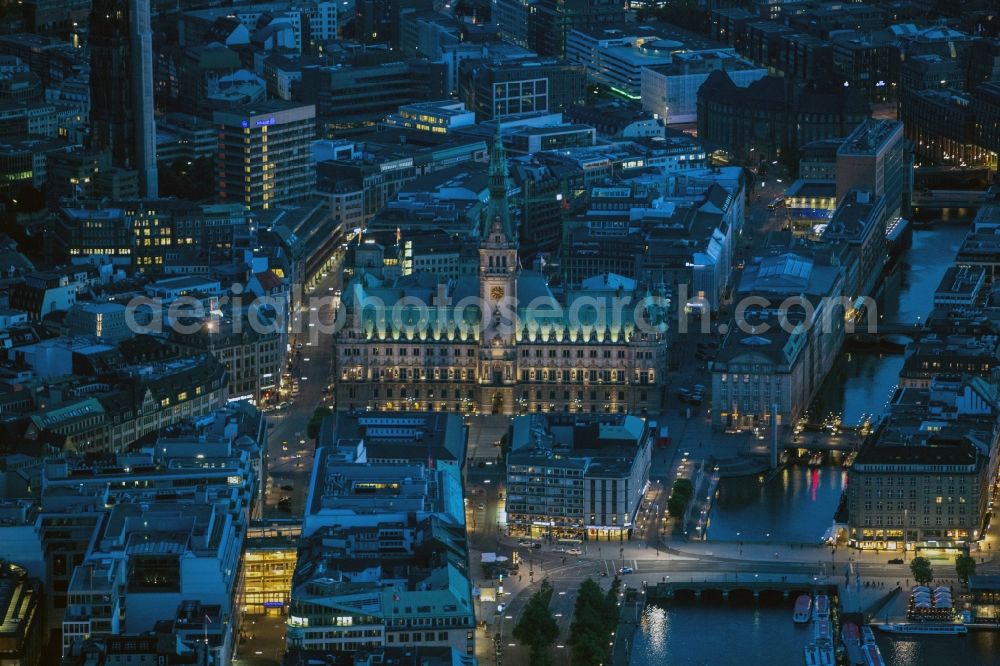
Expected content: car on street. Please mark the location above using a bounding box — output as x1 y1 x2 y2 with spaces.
888 558 904 564
518 540 541 549
566 548 583 556
478 503 485 510
496 603 505 614
619 566 633 574
552 547 566 553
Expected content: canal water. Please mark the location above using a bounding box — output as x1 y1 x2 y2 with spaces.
630 599 1000 665
632 226 988 663
706 465 846 543
814 224 970 427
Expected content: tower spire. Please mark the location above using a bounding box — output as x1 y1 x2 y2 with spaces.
483 128 515 242
488 128 509 199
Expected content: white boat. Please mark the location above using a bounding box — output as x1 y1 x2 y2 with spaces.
813 618 832 643
804 643 821 666
813 594 830 620
794 595 812 623
819 645 835 666
878 623 968 635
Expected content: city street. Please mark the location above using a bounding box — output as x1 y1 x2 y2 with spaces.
263 262 343 518
235 253 344 666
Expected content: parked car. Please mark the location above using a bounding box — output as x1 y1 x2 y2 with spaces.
619 566 634 574
566 548 583 556
888 558 904 565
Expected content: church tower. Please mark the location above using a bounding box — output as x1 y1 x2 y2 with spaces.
479 131 519 413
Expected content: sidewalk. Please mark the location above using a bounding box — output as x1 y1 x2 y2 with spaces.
611 587 645 666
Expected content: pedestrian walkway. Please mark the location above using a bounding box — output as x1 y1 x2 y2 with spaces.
611 586 646 666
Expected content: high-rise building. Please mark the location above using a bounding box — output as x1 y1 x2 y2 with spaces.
214 102 316 210
835 119 906 223
88 0 158 197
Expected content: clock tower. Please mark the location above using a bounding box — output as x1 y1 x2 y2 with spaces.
479 131 519 413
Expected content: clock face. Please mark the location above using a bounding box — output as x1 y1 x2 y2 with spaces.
491 286 505 301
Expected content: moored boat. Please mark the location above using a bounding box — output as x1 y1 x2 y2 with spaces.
861 625 876 644
804 643 821 666
819 645 835 666
794 595 812 623
877 623 967 635
813 594 830 620
813 618 832 643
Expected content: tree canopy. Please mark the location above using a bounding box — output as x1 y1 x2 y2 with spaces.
512 580 560 666
306 406 332 439
955 554 976 585
568 577 621 666
909 556 933 585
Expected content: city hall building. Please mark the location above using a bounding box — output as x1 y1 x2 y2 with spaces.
333 136 670 416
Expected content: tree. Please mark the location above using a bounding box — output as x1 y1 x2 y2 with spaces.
667 493 688 518
955 554 976 585
568 578 619 666
512 580 560 666
306 406 332 439
671 478 693 501
909 556 934 585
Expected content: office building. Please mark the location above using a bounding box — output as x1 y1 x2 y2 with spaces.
899 87 996 168
971 82 1000 158
565 27 676 98
298 60 448 137
169 315 283 405
459 58 586 122
318 411 467 466
288 438 474 654
933 265 986 308
711 250 846 431
836 119 906 223
697 71 869 164
822 190 888 299
382 100 476 134
88 0 158 197
641 49 767 124
846 378 1000 551
506 412 652 541
527 0 622 58
214 102 316 210
241 521 300 615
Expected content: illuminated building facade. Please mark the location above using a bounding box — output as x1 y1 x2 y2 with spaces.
214 102 316 210
334 135 669 416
